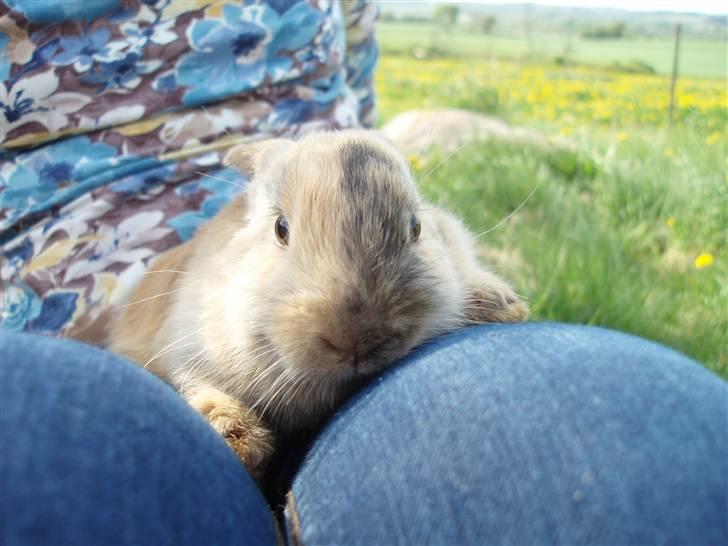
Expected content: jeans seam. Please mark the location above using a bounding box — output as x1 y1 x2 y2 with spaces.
285 491 304 546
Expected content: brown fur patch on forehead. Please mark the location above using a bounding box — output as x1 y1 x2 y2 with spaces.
274 133 421 278
338 140 402 197
338 139 415 258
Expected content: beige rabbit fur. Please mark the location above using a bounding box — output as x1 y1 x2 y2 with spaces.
109 129 527 477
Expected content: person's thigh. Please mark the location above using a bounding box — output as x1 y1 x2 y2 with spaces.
0 331 276 546
286 323 727 546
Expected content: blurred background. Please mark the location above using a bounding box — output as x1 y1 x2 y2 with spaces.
374 1 726 376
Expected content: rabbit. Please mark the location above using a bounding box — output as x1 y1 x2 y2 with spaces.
109 129 528 479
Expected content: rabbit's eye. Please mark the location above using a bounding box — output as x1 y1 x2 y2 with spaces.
410 214 421 242
275 215 289 246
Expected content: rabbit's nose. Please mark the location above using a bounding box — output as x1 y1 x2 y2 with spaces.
318 333 382 369
320 335 348 355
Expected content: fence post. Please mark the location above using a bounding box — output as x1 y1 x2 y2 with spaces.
668 23 682 130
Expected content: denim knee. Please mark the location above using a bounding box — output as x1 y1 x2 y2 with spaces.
287 323 727 546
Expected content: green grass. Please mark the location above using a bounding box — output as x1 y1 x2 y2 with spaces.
374 24 727 377
378 21 728 80
413 133 726 377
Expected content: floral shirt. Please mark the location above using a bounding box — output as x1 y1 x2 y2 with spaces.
0 0 377 336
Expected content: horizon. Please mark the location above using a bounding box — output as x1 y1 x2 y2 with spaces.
383 1 727 16
489 1 726 15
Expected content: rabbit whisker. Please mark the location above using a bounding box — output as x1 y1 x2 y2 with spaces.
143 325 205 369
117 289 179 309
419 139 473 184
473 178 543 239
199 105 241 143
141 269 193 276
195 170 247 190
178 350 209 393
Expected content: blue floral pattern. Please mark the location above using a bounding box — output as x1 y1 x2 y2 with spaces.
1 0 378 336
0 31 10 80
167 167 247 241
2 136 118 225
81 52 162 91
178 7 269 105
51 28 113 72
5 0 121 23
1 281 42 330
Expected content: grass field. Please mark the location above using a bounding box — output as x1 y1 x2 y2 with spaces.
375 32 727 377
378 21 728 80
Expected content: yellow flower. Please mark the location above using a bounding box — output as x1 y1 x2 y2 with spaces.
664 147 675 158
617 131 628 142
408 154 424 171
666 217 676 227
706 131 722 145
559 127 572 136
694 253 714 269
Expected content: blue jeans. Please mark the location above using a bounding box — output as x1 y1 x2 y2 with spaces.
2 324 726 545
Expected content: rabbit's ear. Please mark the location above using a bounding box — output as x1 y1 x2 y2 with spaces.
224 138 293 177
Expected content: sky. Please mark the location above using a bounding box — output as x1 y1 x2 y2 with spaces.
423 1 727 15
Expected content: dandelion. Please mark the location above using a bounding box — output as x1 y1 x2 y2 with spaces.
706 131 722 145
560 127 573 136
666 217 676 228
376 56 726 132
694 253 714 269
408 154 424 171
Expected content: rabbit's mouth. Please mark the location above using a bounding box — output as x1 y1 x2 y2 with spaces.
335 340 416 379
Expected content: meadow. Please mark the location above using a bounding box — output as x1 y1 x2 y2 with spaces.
378 21 728 79
375 27 727 377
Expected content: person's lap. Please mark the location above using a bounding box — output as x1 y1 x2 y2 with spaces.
284 323 727 545
0 331 277 546
1 324 726 545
